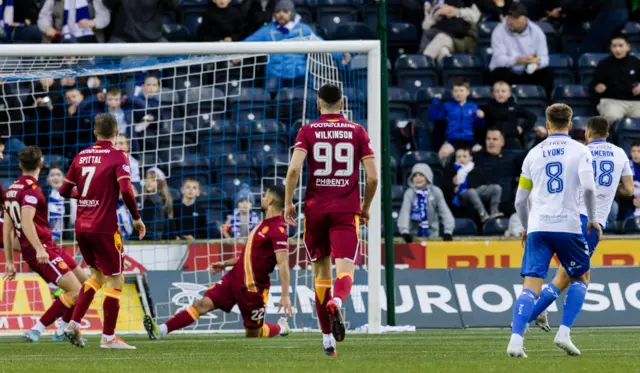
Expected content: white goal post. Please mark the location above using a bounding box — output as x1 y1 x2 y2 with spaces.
0 41 383 334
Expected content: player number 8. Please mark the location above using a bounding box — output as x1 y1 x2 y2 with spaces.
545 162 563 194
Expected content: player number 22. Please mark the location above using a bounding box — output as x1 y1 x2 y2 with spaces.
251 308 265 321
81 166 96 197
313 142 354 177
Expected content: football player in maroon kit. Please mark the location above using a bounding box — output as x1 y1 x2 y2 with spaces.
143 186 293 339
59 113 146 349
3 146 89 343
284 83 378 356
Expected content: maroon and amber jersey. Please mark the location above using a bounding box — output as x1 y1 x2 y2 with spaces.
65 140 132 234
294 113 374 215
227 215 289 291
4 176 54 259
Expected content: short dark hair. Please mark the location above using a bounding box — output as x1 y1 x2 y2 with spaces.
586 116 609 138
611 34 629 44
318 84 342 106
49 163 63 172
19 146 42 171
94 113 118 139
452 77 470 89
456 146 471 155
183 177 199 185
486 126 504 138
507 2 528 17
546 104 573 130
268 185 286 210
631 140 640 149
106 86 121 96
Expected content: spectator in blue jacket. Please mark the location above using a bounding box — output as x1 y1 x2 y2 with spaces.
244 0 345 92
429 77 484 163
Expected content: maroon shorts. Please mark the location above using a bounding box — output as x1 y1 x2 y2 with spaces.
304 213 360 262
203 275 268 329
76 231 124 276
26 243 78 285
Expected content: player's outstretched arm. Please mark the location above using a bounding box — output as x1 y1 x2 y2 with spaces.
2 211 16 280
276 250 293 317
20 207 48 264
360 157 378 224
578 166 602 240
284 149 307 226
210 256 240 274
59 179 79 199
618 175 635 197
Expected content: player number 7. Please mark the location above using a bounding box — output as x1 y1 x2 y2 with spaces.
81 166 96 197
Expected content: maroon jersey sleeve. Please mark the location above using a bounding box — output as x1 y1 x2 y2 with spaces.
64 159 79 185
115 151 132 181
294 126 310 154
359 126 375 161
271 223 289 253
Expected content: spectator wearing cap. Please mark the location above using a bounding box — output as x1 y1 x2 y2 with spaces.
592 35 640 123
222 185 260 239
142 167 173 240
244 0 346 92
198 0 243 42
241 0 277 37
489 2 554 97
1 0 42 43
104 0 179 43
38 0 110 43
420 1 481 63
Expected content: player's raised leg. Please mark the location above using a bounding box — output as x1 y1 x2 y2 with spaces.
66 267 103 348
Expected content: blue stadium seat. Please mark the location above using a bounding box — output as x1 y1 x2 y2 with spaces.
317 11 356 36
297 6 313 23
395 54 438 94
623 216 640 234
388 87 413 120
551 85 593 117
163 24 189 42
482 218 509 236
361 7 403 34
548 54 574 85
185 86 226 116
622 21 640 44
387 22 418 61
182 0 208 7
454 218 478 236
331 22 375 40
441 54 483 86
578 53 608 86
614 118 640 153
477 22 498 48
391 184 405 210
511 85 547 116
182 10 204 40
535 21 557 53
476 45 493 67
469 85 493 106
570 116 588 140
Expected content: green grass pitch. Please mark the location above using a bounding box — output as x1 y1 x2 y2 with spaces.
0 329 637 373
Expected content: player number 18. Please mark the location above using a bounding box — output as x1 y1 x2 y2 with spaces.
313 142 354 177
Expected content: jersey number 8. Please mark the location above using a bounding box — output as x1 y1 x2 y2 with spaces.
545 162 564 194
313 142 354 177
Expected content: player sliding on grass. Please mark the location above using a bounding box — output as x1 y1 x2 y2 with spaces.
527 116 634 334
508 104 602 358
144 186 293 339
284 83 378 357
60 113 146 349
3 146 89 343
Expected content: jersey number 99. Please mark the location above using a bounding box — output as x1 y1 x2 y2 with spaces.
313 142 354 177
545 162 564 194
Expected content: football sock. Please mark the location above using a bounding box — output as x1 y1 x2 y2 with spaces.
560 281 588 329
315 279 333 334
332 272 353 307
165 305 200 334
511 289 538 337
529 283 560 322
159 324 168 337
261 322 281 338
102 288 121 339
71 279 100 326
38 293 75 329
32 321 46 333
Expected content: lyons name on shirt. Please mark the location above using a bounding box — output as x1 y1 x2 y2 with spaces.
314 131 353 140
543 148 565 158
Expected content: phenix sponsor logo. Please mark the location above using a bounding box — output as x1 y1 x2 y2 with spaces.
78 199 100 207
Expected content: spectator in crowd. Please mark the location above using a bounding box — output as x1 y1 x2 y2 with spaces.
444 147 503 222
198 0 243 42
134 75 161 138
472 127 523 216
142 167 173 240
46 164 76 241
479 81 537 149
241 0 277 37
244 0 346 92
489 3 554 97
632 141 640 217
172 177 208 240
476 0 512 21
428 77 484 163
398 163 455 242
592 35 640 123
420 1 481 63
1 0 42 43
105 0 179 42
38 0 110 43
55 88 92 156
115 134 141 189
222 185 260 239
104 87 134 137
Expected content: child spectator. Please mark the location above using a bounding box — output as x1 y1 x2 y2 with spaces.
142 167 173 240
172 178 208 240
115 134 141 189
446 147 503 222
398 163 454 242
429 77 484 163
198 0 243 42
46 164 76 241
222 185 260 239
106 87 134 138
478 81 537 149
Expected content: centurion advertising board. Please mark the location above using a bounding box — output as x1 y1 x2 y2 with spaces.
146 267 640 330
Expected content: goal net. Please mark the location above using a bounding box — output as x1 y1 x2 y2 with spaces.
0 41 381 335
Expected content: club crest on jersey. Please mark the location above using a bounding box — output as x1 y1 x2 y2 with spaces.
122 164 130 173
58 261 68 270
24 195 38 205
261 226 269 234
